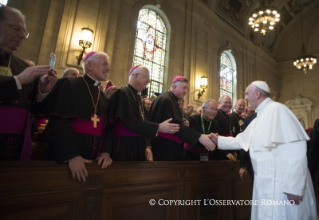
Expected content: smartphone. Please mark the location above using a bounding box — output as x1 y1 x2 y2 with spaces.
49 53 56 70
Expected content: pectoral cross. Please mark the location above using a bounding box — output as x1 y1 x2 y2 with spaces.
91 114 100 128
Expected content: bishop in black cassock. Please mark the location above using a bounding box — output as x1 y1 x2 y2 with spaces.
229 99 246 137
0 6 56 161
108 65 179 161
184 99 221 160
149 76 215 161
41 52 112 182
214 95 236 160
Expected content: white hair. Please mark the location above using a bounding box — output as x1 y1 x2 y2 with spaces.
128 65 149 83
62 68 79 77
219 95 231 103
82 52 109 72
202 99 217 108
0 6 26 22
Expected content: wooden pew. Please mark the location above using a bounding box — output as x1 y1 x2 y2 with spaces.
0 161 252 220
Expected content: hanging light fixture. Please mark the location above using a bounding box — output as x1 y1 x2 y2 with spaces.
76 27 94 65
293 2 317 74
248 0 280 35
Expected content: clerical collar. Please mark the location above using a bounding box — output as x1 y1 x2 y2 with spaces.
218 109 228 115
85 74 100 86
168 90 179 102
127 84 139 94
256 97 272 115
0 52 10 64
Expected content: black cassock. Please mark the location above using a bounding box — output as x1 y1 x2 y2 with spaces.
0 53 38 160
184 114 222 160
214 109 236 159
149 91 201 161
108 84 158 161
229 111 243 137
41 75 112 163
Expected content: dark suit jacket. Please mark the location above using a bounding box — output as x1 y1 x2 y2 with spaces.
238 113 257 177
308 119 319 176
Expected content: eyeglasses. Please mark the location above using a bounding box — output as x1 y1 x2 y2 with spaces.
204 107 216 112
136 73 150 79
6 22 29 39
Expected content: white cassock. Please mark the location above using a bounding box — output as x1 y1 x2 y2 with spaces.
218 98 317 220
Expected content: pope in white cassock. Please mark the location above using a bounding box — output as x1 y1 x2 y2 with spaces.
212 81 317 220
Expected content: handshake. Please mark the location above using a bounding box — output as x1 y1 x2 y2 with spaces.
198 133 219 151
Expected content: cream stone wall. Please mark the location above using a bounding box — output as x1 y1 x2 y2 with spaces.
9 0 279 111
278 61 319 125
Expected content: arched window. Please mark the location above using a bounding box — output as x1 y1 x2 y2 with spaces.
0 0 8 5
132 8 167 98
219 52 236 102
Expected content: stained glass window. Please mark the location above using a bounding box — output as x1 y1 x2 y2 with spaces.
0 0 8 5
220 52 234 100
133 8 167 98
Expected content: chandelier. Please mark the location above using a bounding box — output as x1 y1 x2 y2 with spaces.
248 1 280 35
293 47 317 74
293 2 317 74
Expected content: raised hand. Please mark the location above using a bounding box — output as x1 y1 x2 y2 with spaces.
16 65 50 85
158 118 180 134
39 69 57 93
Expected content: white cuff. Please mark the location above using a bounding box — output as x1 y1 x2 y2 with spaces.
13 76 22 90
37 87 50 102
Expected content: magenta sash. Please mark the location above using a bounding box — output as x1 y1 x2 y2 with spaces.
183 143 207 154
158 132 183 144
72 114 103 136
0 106 32 161
37 118 46 127
223 133 233 137
116 121 141 137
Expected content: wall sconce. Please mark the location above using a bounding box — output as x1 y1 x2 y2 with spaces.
197 76 208 99
76 27 94 65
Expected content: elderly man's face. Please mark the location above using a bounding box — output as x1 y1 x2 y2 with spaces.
219 96 232 112
144 100 152 112
0 12 27 54
65 70 79 78
135 68 151 91
89 54 110 81
203 101 217 121
235 100 245 114
241 112 246 119
245 85 257 109
174 82 189 99
246 108 255 117
178 98 184 110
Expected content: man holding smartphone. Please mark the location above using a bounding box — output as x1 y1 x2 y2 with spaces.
0 5 57 161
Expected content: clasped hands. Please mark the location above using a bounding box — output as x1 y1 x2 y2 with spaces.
199 133 219 151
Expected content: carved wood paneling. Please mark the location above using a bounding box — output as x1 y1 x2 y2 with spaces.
0 161 252 220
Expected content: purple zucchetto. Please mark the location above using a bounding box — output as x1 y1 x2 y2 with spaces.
83 51 97 62
172 76 187 83
106 86 116 91
129 64 141 75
